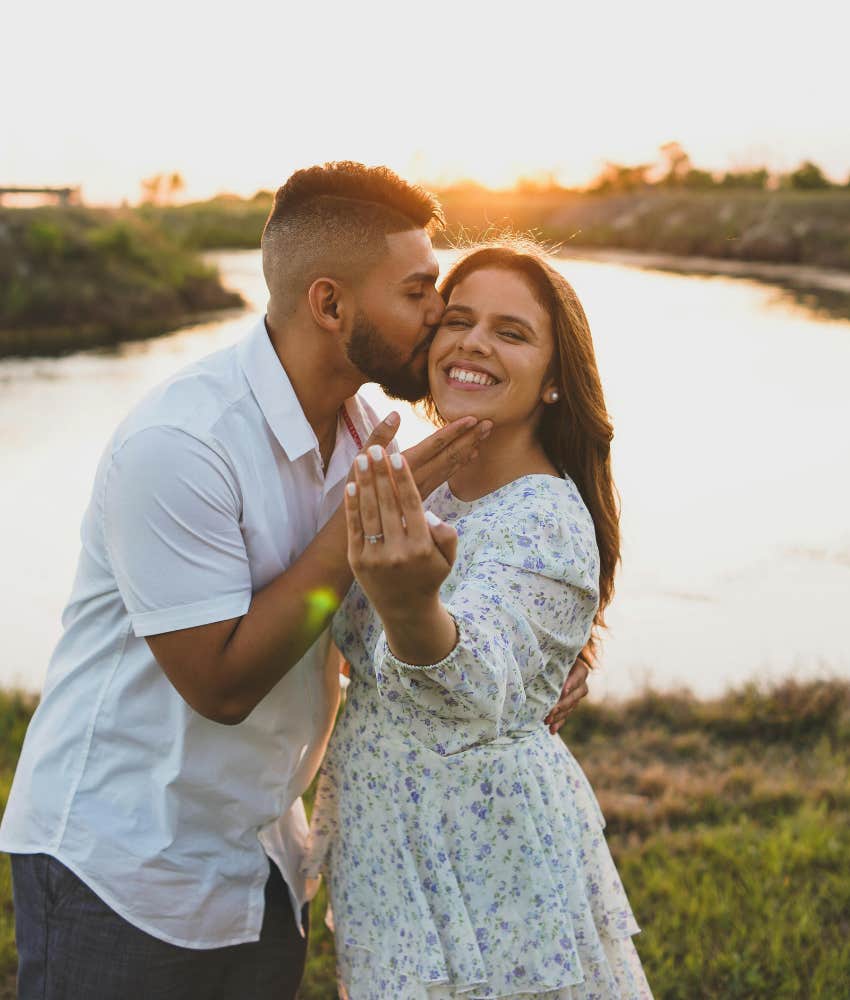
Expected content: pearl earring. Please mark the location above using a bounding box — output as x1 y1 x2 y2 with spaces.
549 391 559 402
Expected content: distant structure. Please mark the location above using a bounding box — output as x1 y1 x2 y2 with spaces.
0 186 82 207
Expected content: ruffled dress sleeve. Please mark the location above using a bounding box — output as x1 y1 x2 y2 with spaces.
373 482 600 756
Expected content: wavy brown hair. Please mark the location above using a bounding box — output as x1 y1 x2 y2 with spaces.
427 241 621 648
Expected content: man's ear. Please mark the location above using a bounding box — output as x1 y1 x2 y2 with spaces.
307 277 346 333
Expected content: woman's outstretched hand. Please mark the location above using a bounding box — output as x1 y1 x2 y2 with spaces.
344 445 458 665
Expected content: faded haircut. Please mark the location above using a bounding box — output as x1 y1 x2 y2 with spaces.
261 161 444 310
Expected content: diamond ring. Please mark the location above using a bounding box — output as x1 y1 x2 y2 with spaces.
364 533 384 544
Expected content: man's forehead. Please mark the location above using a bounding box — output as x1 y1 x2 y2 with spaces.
383 229 439 282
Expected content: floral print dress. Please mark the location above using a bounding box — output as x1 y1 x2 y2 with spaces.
305 475 652 999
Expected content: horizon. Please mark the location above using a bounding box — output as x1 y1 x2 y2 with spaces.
4 148 847 212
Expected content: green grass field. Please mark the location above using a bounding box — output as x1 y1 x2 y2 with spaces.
1 679 848 999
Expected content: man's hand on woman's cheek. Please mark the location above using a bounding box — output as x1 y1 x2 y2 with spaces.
403 417 493 498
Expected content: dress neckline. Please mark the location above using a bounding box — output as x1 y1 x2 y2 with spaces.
443 472 566 508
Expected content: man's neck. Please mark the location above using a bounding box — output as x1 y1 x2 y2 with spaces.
265 315 362 466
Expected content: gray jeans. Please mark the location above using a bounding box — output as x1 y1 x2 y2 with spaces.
10 853 309 1000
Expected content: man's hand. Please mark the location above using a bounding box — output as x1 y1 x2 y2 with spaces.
403 417 493 498
544 647 594 735
357 412 492 500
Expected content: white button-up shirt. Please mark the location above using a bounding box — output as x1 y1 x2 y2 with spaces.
0 318 380 948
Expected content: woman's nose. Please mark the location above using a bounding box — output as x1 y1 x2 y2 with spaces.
458 323 490 354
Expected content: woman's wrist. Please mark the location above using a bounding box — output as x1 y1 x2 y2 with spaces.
382 598 458 667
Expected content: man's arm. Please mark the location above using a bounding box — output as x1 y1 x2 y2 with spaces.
143 415 491 725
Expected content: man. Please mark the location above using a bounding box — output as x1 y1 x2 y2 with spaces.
0 162 590 999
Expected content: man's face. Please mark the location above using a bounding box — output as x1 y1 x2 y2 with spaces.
345 229 443 401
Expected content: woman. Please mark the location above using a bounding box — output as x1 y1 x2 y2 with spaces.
305 242 652 999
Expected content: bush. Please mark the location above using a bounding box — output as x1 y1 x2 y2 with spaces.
789 161 832 191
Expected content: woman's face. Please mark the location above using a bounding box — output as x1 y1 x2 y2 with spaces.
428 266 557 429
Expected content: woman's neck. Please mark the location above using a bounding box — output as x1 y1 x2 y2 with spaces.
447 422 557 502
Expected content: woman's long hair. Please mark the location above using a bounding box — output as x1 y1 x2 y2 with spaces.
426 241 621 649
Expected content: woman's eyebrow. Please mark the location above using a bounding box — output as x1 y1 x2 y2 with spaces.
493 313 537 336
444 304 538 338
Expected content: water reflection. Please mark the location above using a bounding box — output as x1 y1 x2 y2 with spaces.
2 250 848 698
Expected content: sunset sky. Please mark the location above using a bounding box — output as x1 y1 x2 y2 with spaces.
4 0 847 204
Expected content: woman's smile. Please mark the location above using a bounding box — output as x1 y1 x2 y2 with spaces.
443 361 502 391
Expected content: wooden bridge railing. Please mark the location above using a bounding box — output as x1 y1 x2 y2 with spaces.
0 186 81 206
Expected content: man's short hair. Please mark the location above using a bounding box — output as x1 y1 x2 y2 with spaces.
261 162 444 310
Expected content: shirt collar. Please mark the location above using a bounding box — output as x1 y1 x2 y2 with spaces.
238 317 319 462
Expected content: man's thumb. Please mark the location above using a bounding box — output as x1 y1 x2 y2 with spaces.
364 411 400 449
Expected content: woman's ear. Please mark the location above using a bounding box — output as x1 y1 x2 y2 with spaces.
308 278 345 332
541 380 561 405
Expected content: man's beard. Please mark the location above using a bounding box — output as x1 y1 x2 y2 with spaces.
346 309 432 402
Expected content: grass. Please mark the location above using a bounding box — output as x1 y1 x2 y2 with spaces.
142 189 850 275
0 679 847 998
143 194 273 251
298 679 850 998
436 187 850 272
0 206 244 357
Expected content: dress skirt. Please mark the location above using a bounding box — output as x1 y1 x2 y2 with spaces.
304 675 653 1000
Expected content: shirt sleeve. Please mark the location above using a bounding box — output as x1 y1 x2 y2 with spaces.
373 505 599 756
102 425 253 637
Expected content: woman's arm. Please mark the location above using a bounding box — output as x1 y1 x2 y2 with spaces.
344 448 597 755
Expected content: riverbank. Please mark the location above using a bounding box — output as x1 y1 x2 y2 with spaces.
5 190 849 360
152 189 850 322
149 189 850 273
437 187 850 272
0 206 244 358
556 247 850 322
1 679 846 999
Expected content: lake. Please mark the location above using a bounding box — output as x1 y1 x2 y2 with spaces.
1 249 848 699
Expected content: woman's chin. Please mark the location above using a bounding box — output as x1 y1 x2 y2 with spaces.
431 392 489 424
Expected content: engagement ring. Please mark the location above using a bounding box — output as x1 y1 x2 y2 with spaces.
365 533 384 544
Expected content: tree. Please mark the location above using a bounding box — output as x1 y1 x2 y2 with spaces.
682 169 716 189
588 162 652 194
788 161 831 190
659 141 692 187
140 174 164 204
167 173 185 202
140 172 186 205
720 168 769 190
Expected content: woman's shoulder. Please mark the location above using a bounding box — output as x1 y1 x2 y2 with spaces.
434 475 599 585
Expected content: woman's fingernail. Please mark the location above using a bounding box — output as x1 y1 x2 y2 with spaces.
356 454 369 472
425 511 442 527
346 482 357 497
480 422 493 439
368 445 383 462
390 453 404 470
386 411 400 427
